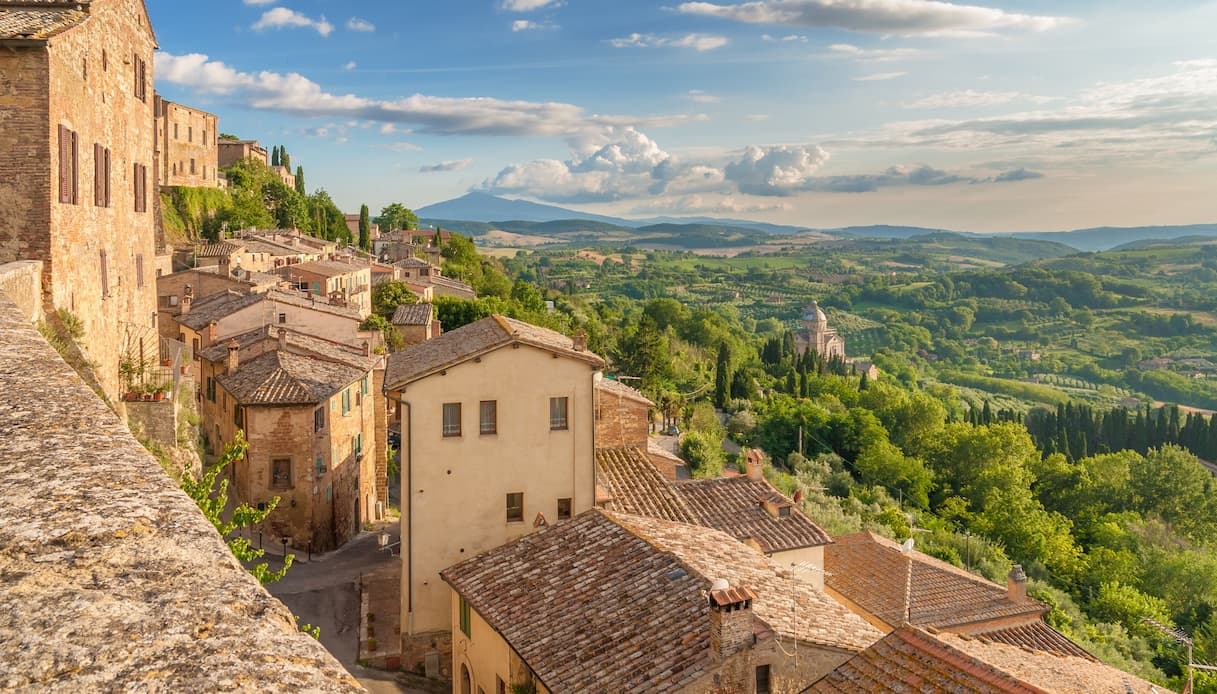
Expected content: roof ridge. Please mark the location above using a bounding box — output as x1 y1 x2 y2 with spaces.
894 627 1050 693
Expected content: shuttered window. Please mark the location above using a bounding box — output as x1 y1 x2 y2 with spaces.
92 144 110 207
133 53 147 102
99 250 108 298
133 163 147 212
135 254 144 288
58 126 77 204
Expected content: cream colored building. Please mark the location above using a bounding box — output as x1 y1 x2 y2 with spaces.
383 315 604 671
276 259 371 318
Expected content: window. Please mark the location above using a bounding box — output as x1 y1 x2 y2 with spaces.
188 126 192 143
354 433 363 460
549 396 568 431
190 158 196 175
135 254 144 288
203 129 207 145
496 677 506 694
271 458 291 488
341 389 351 415
479 400 497 435
133 53 147 101
173 123 178 140
506 492 523 523
326 485 332 502
193 338 201 358
314 406 325 432
459 597 471 637
278 313 286 324
443 403 462 437
58 125 78 204
315 454 326 476
133 163 147 213
233 404 242 427
93 143 110 207
557 498 572 521
755 665 771 694
99 250 108 298
361 376 370 396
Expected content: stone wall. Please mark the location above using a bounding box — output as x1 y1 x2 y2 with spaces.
0 261 44 323
126 398 178 448
0 289 362 691
596 389 651 449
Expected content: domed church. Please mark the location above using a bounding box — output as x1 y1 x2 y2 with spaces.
795 300 846 359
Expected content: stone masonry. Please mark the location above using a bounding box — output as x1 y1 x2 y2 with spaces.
0 278 362 691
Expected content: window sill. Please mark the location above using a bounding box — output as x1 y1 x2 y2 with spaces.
442 433 463 439
479 431 497 437
506 519 524 525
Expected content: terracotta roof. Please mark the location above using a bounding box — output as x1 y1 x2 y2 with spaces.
176 291 264 330
197 325 378 372
442 510 716 693
674 476 833 552
595 447 697 524
239 238 312 256
617 513 882 652
384 315 604 389
217 351 365 406
974 620 1094 661
0 3 88 41
596 377 654 406
825 532 1046 630
261 289 363 320
390 303 433 326
443 510 880 693
394 257 434 269
197 242 243 258
283 260 364 277
647 439 685 464
429 274 475 294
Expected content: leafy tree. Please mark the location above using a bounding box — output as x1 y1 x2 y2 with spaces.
281 150 291 171
681 430 725 478
271 145 281 167
358 204 371 250
855 440 932 509
180 431 293 585
476 266 513 299
371 281 418 318
510 280 545 313
376 203 418 232
294 166 305 195
360 313 403 352
714 342 732 407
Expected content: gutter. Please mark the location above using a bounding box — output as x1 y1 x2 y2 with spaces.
383 388 413 630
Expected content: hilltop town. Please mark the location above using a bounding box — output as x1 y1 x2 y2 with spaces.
3 1 1217 694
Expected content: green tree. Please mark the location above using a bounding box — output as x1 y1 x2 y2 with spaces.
294 166 305 195
271 145 281 167
855 440 932 509
360 313 403 352
376 203 418 232
282 150 291 171
358 204 371 251
714 342 732 407
180 431 293 585
371 281 418 318
476 266 513 299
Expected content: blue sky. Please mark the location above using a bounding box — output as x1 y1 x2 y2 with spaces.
148 0 1217 231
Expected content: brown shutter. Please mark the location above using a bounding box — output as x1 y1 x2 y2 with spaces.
70 130 78 204
58 126 69 203
104 148 111 207
93 143 101 206
99 250 108 298
133 163 140 211
136 254 144 288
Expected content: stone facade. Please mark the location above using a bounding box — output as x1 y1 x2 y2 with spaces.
217 138 267 169
0 260 44 323
795 301 846 360
595 379 652 449
0 0 160 401
125 398 177 448
154 95 219 188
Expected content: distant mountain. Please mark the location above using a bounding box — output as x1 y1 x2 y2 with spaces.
824 224 959 239
416 193 635 227
1108 235 1217 252
635 216 810 235
1002 224 1217 252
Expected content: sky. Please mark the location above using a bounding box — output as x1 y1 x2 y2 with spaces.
147 0 1217 232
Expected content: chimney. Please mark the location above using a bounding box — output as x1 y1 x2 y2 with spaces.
572 331 588 352
206 321 218 347
708 582 757 660
745 449 764 481
225 340 240 374
277 327 287 351
180 284 194 315
1007 564 1028 602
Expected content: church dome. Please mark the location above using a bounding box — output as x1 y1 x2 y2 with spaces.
802 302 827 323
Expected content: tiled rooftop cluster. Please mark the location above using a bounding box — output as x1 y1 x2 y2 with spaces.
0 1 87 40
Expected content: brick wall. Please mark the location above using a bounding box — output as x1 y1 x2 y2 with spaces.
155 98 219 188
0 49 53 282
595 390 650 449
0 261 45 323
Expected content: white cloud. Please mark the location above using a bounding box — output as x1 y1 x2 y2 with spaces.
343 61 357 71
609 33 729 51
724 144 830 195
854 71 906 81
252 8 334 37
386 142 422 152
420 159 475 173
242 0 276 5
346 17 375 32
904 89 1056 109
501 0 561 10
154 52 701 137
630 194 792 215
761 33 808 42
686 90 721 103
678 0 1070 37
512 19 557 31
828 43 920 62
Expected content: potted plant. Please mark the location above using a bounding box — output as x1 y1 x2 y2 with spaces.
367 638 377 651
152 383 170 401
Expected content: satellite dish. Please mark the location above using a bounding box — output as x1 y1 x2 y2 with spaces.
901 538 915 554
710 578 730 592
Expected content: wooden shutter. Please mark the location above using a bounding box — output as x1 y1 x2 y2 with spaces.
58 126 68 203
70 130 78 204
93 143 102 206
103 148 111 207
136 254 144 288
99 250 108 298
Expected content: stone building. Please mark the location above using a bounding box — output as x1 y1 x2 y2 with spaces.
383 315 604 671
794 300 845 359
153 94 218 188
198 332 380 551
390 302 439 347
393 257 475 300
275 259 371 318
217 138 267 169
0 0 160 400
441 509 881 693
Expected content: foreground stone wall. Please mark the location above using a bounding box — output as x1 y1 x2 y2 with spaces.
0 261 43 323
0 290 363 692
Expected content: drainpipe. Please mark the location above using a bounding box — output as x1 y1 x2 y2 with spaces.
384 388 413 633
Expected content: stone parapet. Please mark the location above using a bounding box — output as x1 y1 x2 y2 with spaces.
0 290 363 692
0 261 43 323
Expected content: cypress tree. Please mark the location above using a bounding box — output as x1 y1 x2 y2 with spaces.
282 150 291 171
295 166 305 195
713 343 731 407
271 145 280 167
358 204 371 251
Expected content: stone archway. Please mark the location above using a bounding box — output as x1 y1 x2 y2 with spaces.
460 664 471 694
